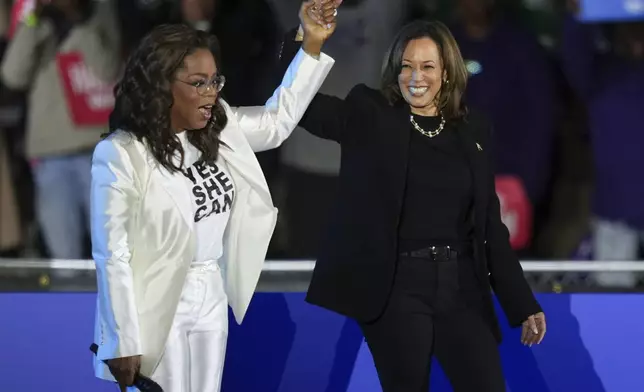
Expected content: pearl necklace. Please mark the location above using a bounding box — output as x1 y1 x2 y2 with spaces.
410 114 446 138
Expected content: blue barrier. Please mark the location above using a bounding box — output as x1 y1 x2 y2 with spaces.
0 293 641 391
579 0 644 22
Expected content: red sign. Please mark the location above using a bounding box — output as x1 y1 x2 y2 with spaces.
8 0 35 39
56 52 114 127
495 175 532 250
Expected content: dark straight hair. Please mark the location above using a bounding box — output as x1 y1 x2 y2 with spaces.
380 20 469 120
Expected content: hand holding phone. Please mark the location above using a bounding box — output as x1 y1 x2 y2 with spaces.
90 344 164 392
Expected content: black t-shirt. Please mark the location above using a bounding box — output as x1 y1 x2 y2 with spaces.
398 115 475 252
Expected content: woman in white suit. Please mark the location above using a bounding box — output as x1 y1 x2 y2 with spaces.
90 1 339 391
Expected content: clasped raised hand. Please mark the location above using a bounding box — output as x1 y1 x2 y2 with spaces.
299 0 342 48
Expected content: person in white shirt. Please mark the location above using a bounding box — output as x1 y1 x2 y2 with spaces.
90 1 338 391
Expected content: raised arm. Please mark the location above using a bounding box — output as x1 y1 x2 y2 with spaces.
75 0 122 83
231 0 338 152
91 138 142 362
275 24 352 144
2 1 121 90
1 18 50 91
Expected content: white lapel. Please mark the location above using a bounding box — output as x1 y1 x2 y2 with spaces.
142 104 274 232
217 106 274 207
146 151 194 230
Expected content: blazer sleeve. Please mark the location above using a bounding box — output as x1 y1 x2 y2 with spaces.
273 28 352 144
484 125 543 327
230 46 335 152
91 138 142 360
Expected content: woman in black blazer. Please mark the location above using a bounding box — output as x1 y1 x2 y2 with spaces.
278 19 546 392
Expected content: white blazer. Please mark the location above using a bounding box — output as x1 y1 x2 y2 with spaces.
91 48 335 380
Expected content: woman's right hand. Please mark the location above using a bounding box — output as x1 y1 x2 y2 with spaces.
107 355 142 392
298 0 340 57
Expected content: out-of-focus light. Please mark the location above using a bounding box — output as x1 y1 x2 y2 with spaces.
465 60 482 76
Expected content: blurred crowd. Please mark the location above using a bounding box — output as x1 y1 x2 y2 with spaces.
0 0 642 286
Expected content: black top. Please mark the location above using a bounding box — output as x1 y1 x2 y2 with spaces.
398 115 474 251
275 30 542 341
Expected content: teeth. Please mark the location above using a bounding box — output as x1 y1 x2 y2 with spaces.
409 87 428 95
199 108 212 118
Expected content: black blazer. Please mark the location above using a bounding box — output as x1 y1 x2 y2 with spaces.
277 34 542 342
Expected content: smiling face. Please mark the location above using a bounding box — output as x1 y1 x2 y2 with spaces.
170 48 219 132
398 37 445 117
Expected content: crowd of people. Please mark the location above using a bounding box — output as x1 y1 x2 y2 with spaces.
0 0 642 286
0 0 639 390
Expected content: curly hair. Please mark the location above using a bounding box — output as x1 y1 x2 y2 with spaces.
106 24 228 173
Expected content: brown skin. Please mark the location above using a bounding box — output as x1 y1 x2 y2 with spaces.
104 1 339 390
521 312 547 347
397 37 547 346
103 52 221 392
167 0 340 134
299 0 340 56
107 355 142 392
170 48 220 133
105 43 220 392
398 38 446 117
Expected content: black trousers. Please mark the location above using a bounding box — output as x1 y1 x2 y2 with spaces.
359 251 506 392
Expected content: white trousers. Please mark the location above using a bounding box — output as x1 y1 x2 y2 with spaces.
134 263 229 392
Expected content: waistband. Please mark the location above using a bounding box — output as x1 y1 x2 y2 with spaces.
399 243 473 262
398 238 474 253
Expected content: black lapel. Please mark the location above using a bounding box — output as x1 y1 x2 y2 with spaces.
391 101 412 168
385 101 412 215
455 119 489 247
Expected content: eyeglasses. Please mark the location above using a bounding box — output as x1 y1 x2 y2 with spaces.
177 74 226 95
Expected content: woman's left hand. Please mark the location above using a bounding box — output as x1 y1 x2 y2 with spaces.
299 0 340 56
521 312 546 347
